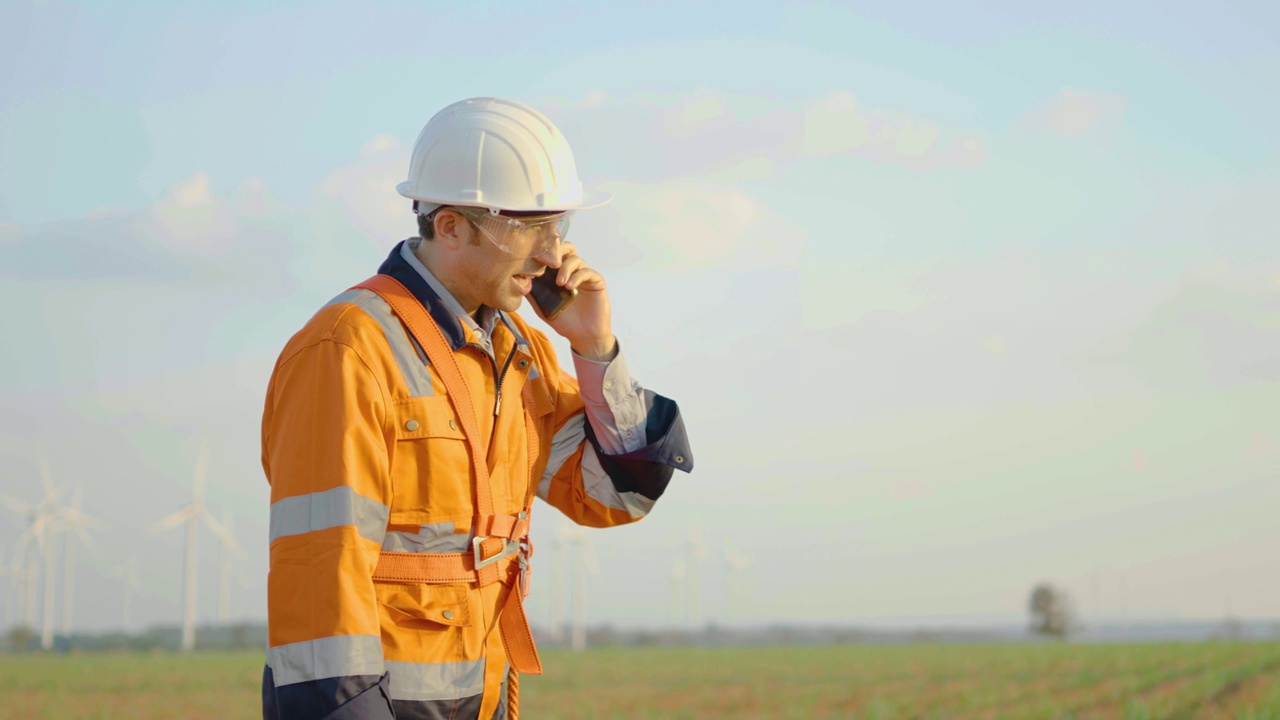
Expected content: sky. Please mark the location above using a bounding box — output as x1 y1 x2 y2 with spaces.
0 0 1278 637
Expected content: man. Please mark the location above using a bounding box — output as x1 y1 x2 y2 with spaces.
260 97 693 720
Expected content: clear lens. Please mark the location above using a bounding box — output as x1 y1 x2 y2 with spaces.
451 206 573 258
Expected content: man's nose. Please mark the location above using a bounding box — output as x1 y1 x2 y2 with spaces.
531 241 561 267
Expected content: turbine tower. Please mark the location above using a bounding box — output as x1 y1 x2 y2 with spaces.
150 441 234 652
215 510 245 624
59 485 106 638
107 556 142 630
669 554 686 628
19 542 38 628
0 547 9 629
684 524 706 630
547 523 567 643
558 526 598 651
723 546 750 626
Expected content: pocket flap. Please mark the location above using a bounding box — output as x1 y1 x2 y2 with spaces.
381 583 471 628
394 395 465 440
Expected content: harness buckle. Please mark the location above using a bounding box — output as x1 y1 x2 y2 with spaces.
472 536 505 570
517 540 531 594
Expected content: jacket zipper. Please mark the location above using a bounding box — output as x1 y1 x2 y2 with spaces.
493 343 519 416
469 341 519 417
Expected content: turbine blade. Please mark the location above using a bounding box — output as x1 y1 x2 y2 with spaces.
74 524 102 558
0 491 32 515
14 526 36 556
73 512 109 531
150 506 196 534
16 520 46 556
62 496 109 531
202 511 245 559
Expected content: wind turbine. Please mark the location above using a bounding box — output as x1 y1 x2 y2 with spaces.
107 556 142 630
150 442 234 652
547 523 568 643
0 546 9 629
0 457 63 633
723 546 750 627
669 553 686 629
58 485 106 638
558 526 598 651
5 458 67 650
215 510 245 624
17 541 38 629
684 524 706 630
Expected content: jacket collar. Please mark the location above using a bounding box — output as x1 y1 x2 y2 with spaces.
378 239 533 354
377 240 469 351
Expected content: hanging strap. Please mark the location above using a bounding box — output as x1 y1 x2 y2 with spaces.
353 274 543 677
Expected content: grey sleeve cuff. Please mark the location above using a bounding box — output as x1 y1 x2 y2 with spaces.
571 340 648 454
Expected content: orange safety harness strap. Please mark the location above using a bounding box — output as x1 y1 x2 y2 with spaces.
352 275 544 680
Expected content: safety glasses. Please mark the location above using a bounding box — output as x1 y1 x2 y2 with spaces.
449 206 573 259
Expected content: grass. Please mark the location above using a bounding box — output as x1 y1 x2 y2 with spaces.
1 642 1278 719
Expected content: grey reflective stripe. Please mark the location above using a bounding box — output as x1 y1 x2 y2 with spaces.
386 658 486 702
268 634 384 686
270 486 390 545
582 444 656 519
406 332 429 366
535 416 654 518
537 415 586 501
382 522 470 554
325 289 435 397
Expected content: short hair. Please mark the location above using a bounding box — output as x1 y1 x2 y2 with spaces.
411 207 483 249
414 211 436 243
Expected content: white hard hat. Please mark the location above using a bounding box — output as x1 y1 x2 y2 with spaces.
397 97 610 213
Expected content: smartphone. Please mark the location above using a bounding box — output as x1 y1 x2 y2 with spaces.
529 271 578 321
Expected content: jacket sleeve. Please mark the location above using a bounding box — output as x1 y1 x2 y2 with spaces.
534 337 694 528
261 337 396 720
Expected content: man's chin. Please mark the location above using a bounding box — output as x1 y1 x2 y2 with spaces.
493 294 526 314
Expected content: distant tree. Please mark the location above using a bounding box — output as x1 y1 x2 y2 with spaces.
6 625 36 653
232 623 249 649
1028 583 1074 640
1218 616 1244 641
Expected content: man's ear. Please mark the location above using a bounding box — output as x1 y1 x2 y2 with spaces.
433 210 468 250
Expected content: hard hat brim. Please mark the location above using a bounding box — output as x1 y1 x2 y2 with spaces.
396 183 611 213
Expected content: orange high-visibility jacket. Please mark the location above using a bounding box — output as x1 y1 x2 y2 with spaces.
261 243 692 720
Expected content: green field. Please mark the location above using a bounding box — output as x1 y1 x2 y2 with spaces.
1 642 1278 719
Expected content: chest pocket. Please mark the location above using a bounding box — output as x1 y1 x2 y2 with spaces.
395 395 466 440
390 395 470 522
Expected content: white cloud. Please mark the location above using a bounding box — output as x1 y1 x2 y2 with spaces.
801 90 868 156
143 172 239 257
232 176 274 218
548 88 986 190
574 89 607 110
800 90 987 168
315 133 413 251
602 177 802 271
673 91 729 129
1025 88 1128 137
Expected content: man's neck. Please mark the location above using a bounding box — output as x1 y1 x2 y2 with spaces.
413 244 481 316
